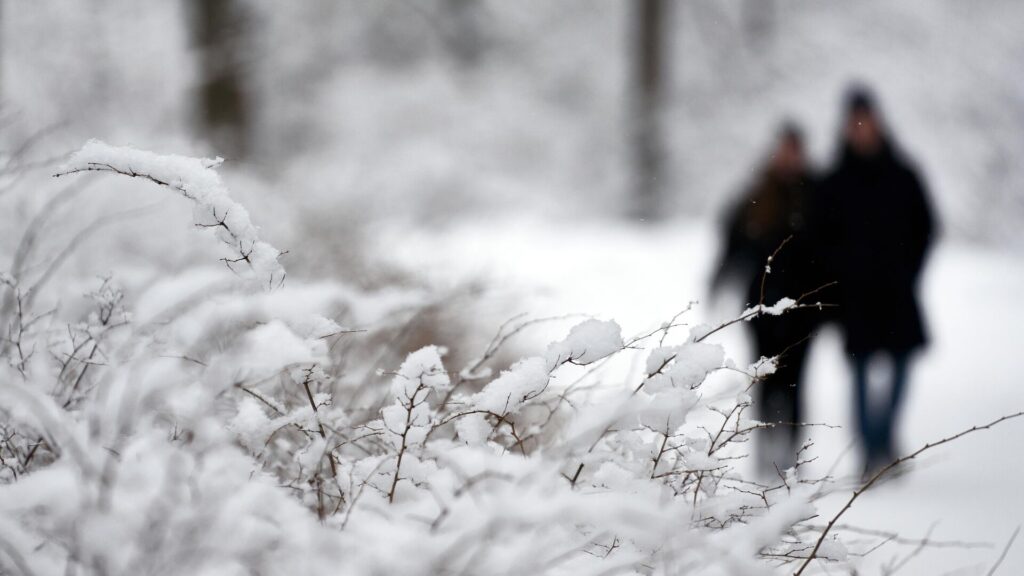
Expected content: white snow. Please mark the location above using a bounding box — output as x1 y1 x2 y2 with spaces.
544 318 624 369
467 356 549 415
744 297 797 318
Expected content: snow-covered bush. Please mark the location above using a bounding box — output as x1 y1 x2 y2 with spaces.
2 141 992 575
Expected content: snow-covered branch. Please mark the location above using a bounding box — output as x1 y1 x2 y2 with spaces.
54 140 285 288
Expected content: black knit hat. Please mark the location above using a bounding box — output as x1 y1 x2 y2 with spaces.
778 120 804 144
846 84 876 114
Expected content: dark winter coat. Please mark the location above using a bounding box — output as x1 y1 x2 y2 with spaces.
819 143 935 355
714 168 829 356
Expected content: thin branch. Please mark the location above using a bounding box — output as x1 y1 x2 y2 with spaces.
986 525 1021 576
794 411 1024 575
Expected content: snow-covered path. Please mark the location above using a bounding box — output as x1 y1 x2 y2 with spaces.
383 216 1024 574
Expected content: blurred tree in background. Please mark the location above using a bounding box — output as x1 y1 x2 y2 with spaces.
190 0 254 161
631 0 668 221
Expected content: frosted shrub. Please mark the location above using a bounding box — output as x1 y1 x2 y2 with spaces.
0 142 1014 576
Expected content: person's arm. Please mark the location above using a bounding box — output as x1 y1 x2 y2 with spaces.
906 167 936 278
711 192 760 295
711 201 745 292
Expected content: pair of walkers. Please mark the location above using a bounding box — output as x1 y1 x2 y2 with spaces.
714 86 936 475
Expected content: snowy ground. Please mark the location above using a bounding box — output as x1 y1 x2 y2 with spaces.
381 216 1024 574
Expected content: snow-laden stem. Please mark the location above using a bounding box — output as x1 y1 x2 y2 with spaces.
53 140 285 288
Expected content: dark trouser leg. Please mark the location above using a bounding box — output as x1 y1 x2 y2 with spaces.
879 351 910 460
757 338 810 469
852 353 883 464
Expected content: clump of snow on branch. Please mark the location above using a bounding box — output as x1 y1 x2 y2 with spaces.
544 318 623 368
55 140 285 288
749 355 779 379
745 296 797 318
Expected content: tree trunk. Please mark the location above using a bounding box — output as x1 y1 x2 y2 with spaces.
442 0 484 68
632 0 667 221
742 0 776 51
191 0 252 161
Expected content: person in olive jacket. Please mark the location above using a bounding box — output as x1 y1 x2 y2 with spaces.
713 123 828 471
819 86 936 475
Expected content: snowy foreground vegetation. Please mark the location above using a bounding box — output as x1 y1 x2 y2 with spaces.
0 143 1016 576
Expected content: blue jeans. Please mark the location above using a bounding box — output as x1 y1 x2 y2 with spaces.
852 351 910 466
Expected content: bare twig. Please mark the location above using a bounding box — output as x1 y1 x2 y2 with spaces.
986 525 1021 576
794 411 1024 575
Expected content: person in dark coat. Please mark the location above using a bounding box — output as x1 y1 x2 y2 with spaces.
713 123 829 471
819 86 936 474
